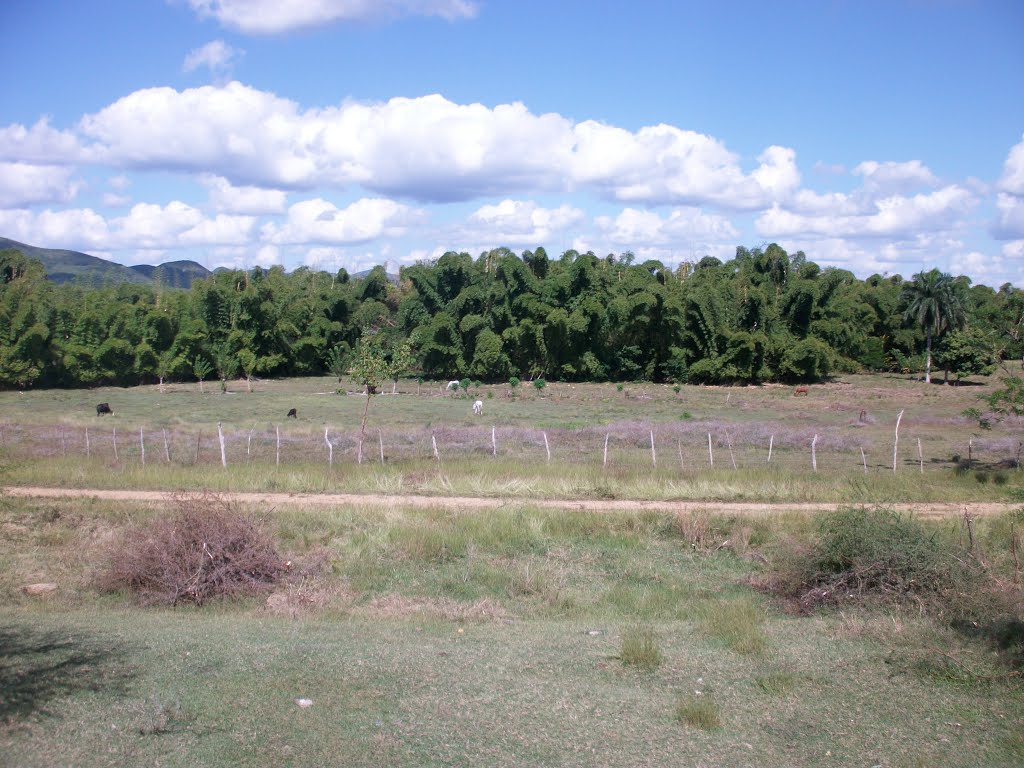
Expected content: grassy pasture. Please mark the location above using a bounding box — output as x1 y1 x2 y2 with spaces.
1 373 1022 501
2 374 1023 766
2 496 1023 767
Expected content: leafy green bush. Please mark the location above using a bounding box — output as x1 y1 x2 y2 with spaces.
813 508 972 597
767 507 984 613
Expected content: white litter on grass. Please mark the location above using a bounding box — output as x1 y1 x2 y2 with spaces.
296 698 313 708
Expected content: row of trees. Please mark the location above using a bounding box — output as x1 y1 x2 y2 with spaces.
1 244 1021 391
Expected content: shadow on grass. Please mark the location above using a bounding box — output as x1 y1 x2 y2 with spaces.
0 625 137 721
951 618 1024 671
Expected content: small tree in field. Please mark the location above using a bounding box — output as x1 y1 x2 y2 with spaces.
533 378 547 395
237 349 258 393
212 343 237 393
192 356 213 394
967 364 1024 429
326 344 350 384
349 340 412 460
508 376 520 398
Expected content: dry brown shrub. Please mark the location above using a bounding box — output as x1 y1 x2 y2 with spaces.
98 492 287 606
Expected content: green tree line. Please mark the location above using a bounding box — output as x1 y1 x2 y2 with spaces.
1 244 1021 390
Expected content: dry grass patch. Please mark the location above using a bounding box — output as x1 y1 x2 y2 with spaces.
675 694 722 730
620 624 663 669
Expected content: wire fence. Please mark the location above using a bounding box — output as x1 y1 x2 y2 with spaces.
2 420 1021 476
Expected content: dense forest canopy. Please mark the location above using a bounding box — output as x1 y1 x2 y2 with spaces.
1 244 1021 390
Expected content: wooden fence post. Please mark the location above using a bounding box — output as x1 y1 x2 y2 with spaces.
893 409 904 473
325 426 333 466
217 421 227 468
811 434 818 472
707 432 713 467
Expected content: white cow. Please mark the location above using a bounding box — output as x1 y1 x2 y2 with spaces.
472 400 483 415
447 380 460 391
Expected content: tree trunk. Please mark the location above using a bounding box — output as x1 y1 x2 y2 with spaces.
925 331 932 384
360 392 372 447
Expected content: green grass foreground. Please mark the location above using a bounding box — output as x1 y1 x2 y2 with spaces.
2 496 1023 767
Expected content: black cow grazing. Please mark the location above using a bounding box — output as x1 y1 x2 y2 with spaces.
96 402 112 416
287 408 297 419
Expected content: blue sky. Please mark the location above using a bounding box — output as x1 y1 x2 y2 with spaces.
1 0 1022 286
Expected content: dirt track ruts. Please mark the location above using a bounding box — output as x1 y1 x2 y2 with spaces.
4 486 1018 519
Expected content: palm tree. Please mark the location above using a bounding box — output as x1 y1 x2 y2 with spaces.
901 269 967 384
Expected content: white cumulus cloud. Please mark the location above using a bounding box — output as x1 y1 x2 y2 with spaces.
756 185 975 239
0 119 81 164
594 207 738 247
993 192 1024 239
200 174 287 214
67 84 806 208
998 134 1024 195
0 203 255 252
0 163 81 208
262 197 419 244
853 160 940 194
466 200 584 244
183 39 243 73
186 0 478 34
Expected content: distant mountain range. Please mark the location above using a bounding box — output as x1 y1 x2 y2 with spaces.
0 237 212 289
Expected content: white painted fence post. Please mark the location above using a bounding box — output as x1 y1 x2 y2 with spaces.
603 433 609 468
112 428 118 462
85 427 90 458
378 429 385 465
139 427 145 467
217 421 227 468
492 426 496 457
707 432 713 467
432 433 440 462
163 428 171 462
861 447 867 474
811 434 818 472
276 425 280 467
767 434 773 465
893 409 904 473
543 431 551 464
650 430 656 467
325 426 333 466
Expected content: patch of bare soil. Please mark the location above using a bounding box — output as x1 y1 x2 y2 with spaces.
2 486 1017 519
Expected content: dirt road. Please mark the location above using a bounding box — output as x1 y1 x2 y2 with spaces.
4 486 1018 519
